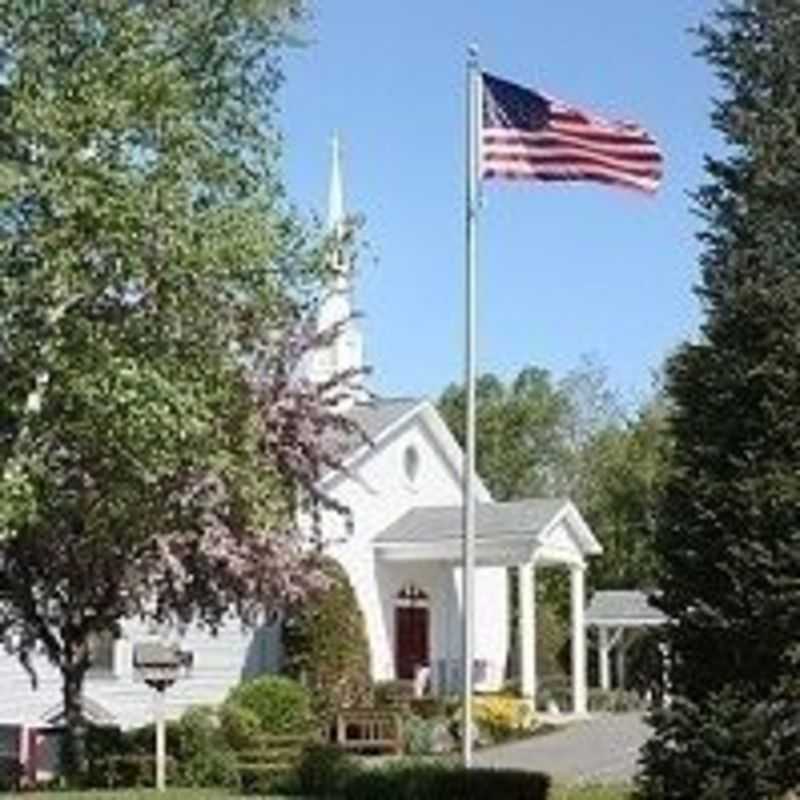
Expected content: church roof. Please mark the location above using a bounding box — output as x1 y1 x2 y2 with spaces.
585 590 666 627
327 396 422 459
374 498 570 544
347 396 420 442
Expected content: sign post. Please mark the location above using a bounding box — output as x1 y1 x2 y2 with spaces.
133 642 193 792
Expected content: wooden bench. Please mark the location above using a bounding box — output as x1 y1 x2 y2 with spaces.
335 709 403 755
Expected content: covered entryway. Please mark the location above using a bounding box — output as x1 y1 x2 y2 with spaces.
374 499 602 714
394 583 430 680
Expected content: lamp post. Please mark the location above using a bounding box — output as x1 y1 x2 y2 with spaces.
133 642 193 792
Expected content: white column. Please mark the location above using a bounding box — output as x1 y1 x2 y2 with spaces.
616 632 626 691
518 562 536 701
598 626 611 691
570 563 587 715
154 690 167 791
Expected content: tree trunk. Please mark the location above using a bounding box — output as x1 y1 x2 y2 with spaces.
60 665 86 784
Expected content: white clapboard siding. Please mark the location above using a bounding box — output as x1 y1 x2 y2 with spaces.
0 618 282 730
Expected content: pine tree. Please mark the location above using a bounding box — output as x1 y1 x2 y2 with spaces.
639 3 800 797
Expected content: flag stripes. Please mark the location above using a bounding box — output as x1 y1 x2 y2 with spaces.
481 73 663 194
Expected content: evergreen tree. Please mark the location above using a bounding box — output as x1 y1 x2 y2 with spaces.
639 3 800 797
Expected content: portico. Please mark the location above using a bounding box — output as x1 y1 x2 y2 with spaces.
373 498 602 714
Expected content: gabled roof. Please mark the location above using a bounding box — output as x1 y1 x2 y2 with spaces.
346 397 421 444
373 498 601 566
320 396 491 500
585 590 666 627
374 499 568 544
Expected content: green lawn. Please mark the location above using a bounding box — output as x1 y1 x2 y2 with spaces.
25 792 240 800
551 784 634 800
20 784 635 800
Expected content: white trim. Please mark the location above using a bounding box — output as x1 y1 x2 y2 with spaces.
318 401 424 489
319 400 493 502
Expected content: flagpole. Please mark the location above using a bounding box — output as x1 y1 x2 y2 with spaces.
462 43 481 769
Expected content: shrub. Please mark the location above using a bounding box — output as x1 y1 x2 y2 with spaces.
408 696 458 719
0 755 24 792
403 715 436 755
341 762 550 800
225 675 314 736
473 695 534 742
537 674 573 712
588 689 648 714
219 703 263 752
283 557 372 721
90 753 179 788
296 742 360 798
85 709 239 789
373 679 413 709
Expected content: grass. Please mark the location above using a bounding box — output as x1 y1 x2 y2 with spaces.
551 783 634 800
27 780 634 800
23 792 240 800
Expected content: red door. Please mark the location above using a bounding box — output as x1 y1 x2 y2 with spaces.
395 605 429 680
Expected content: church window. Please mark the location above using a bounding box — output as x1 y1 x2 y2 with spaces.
403 444 420 486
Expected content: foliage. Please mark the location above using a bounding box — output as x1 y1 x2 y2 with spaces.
218 703 263 752
640 2 800 797
587 689 647 714
295 742 360 798
0 754 24 791
30 792 239 800
552 785 633 800
224 675 314 736
282 556 372 721
85 709 239 790
373 680 414 708
577 399 670 590
439 367 574 501
168 708 239 789
536 674 573 713
472 694 535 742
0 0 368 779
637 681 800 800
341 762 550 800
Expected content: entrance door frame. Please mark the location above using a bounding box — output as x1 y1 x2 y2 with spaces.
394 582 430 681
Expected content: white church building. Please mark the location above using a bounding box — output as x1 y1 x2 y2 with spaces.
0 139 601 775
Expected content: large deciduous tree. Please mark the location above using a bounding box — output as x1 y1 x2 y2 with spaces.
438 367 573 501
638 3 800 798
0 0 358 777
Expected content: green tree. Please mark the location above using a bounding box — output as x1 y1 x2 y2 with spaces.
438 367 573 501
580 397 670 590
639 3 800 797
438 362 667 590
283 557 372 722
0 0 358 778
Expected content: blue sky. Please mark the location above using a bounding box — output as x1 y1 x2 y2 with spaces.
279 2 721 407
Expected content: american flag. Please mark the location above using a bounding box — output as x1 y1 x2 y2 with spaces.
481 73 663 194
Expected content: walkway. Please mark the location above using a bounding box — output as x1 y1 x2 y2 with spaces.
474 712 650 784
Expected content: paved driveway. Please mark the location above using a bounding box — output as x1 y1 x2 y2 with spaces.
474 713 650 784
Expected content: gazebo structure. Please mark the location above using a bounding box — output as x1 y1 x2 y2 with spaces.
585 589 666 692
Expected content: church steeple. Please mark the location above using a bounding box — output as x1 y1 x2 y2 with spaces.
307 134 364 403
327 132 345 234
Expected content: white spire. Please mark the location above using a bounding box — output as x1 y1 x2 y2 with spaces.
307 132 365 405
327 132 345 233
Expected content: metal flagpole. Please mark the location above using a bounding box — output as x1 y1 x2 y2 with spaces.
461 43 481 769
